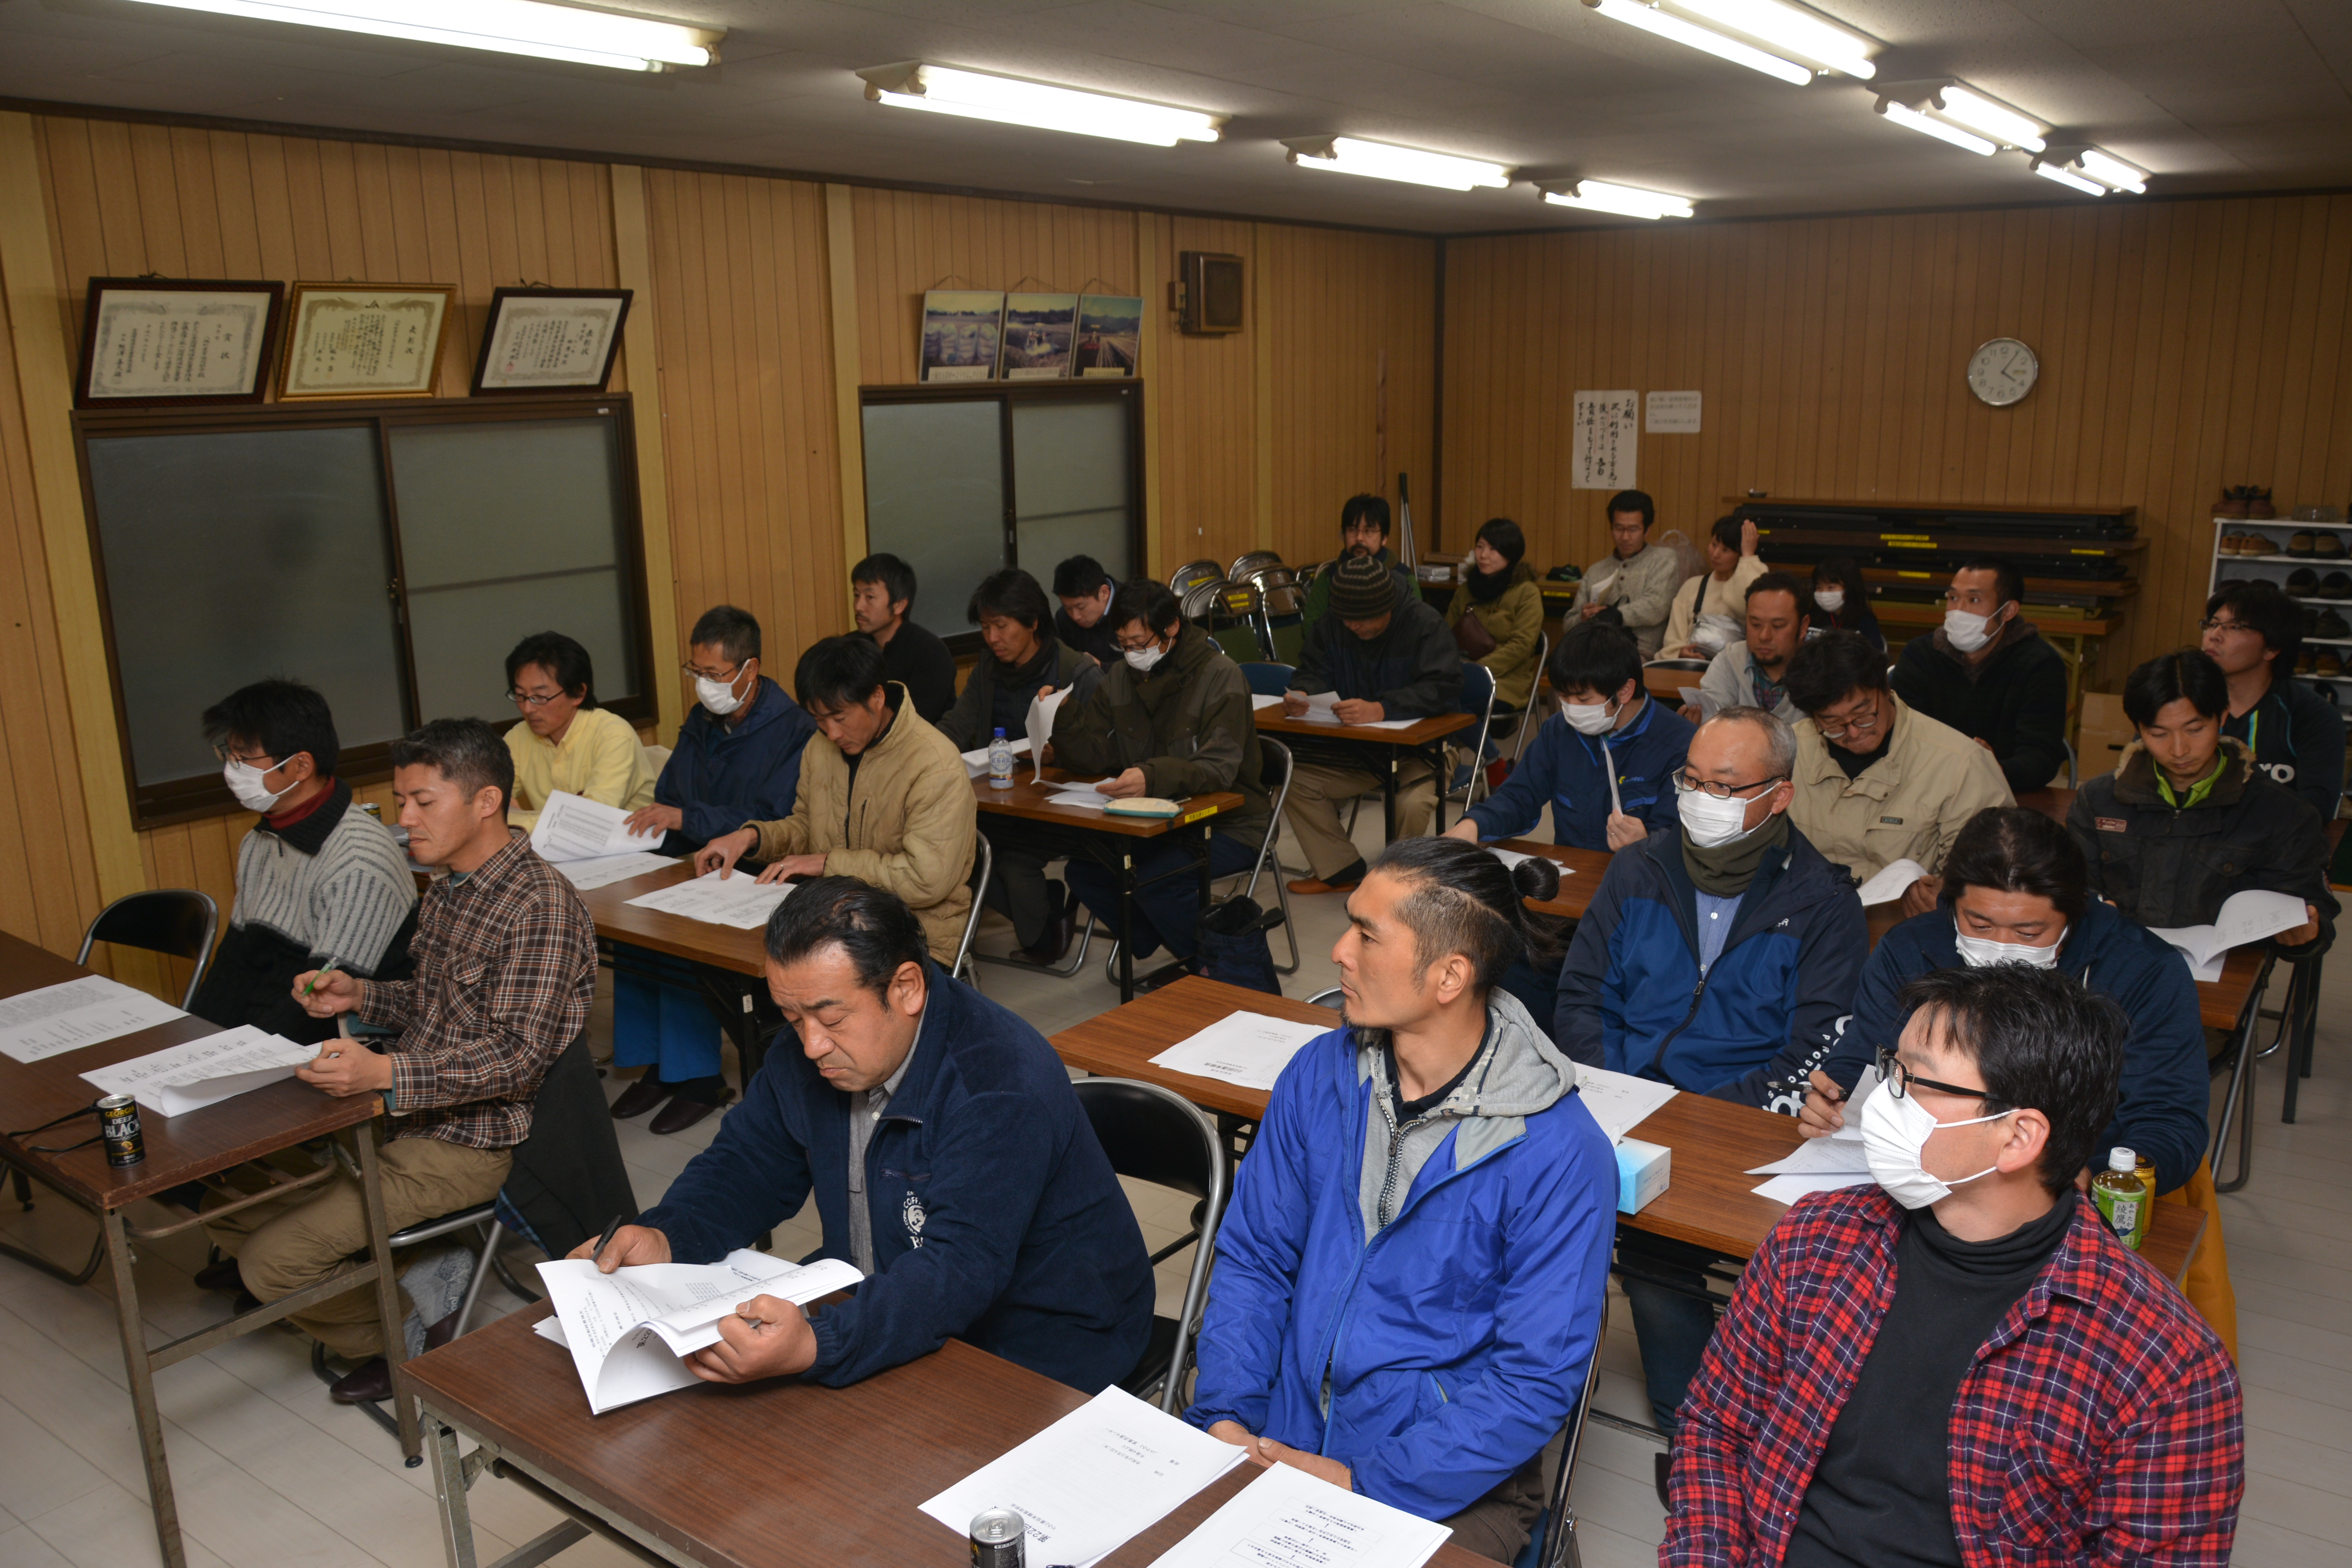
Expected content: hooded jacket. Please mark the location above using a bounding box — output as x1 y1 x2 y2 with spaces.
1050 623 1270 850
1554 822 1869 1110
1891 618 2069 792
937 637 1102 753
2069 737 2336 959
653 674 818 851
636 963 1155 1392
1823 899 2210 1192
2222 672 2346 826
1185 990 1616 1522
1464 696 1693 851
1443 560 1546 710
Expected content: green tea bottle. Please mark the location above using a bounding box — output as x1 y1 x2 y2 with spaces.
2092 1147 2144 1250
2132 1154 2156 1249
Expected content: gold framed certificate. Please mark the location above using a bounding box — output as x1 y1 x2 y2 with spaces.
75 278 285 408
276 282 454 399
469 287 632 394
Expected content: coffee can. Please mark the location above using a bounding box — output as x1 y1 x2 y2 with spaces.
969 1506 1024 1568
98 1094 144 1167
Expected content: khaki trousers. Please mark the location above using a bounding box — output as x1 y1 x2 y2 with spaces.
1283 758 1437 879
1441 1451 1547 1563
204 1134 511 1359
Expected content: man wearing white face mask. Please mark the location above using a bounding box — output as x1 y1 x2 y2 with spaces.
1668 964 2243 1568
1891 556 2069 792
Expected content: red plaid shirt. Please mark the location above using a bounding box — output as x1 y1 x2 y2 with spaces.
1666 1187 2241 1568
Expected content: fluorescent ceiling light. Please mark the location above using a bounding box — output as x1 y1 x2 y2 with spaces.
1541 180 1695 219
124 0 719 71
2077 148 2149 194
1934 84 2047 153
2031 161 2105 196
1875 100 1996 156
859 63 1223 147
1284 137 1513 192
1583 0 1813 87
1671 0 1876 79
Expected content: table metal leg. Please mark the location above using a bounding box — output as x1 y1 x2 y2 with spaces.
102 1205 185 1568
1118 849 1137 1003
426 1412 481 1568
2211 963 2273 1194
2281 958 2320 1125
355 1120 422 1462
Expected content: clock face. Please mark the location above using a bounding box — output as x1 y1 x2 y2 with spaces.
1967 337 2038 406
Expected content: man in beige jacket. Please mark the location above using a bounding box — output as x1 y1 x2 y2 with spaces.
1567 489 1681 659
696 635 976 963
1781 631 2014 917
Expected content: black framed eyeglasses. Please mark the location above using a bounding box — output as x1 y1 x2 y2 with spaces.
1671 771 1784 801
1875 1046 1994 1102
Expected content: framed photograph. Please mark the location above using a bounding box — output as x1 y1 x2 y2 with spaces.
76 278 285 408
1000 293 1078 380
469 287 632 395
1074 295 1143 377
920 290 1005 383
276 282 454 399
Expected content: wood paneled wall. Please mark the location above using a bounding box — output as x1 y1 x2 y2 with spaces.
1442 196 2352 674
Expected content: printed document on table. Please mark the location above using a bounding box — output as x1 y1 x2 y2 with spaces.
1026 689 1073 782
624 870 793 929
1151 1011 1331 1092
1148 1459 1450 1568
1489 846 1535 871
555 851 675 891
2149 889 2310 975
80 1024 315 1116
1855 858 1930 907
0 975 187 1063
919 1386 1247 1568
536 1249 864 1414
962 737 1033 779
1573 1064 1678 1144
529 791 668 863
1251 693 1284 711
1752 1171 1869 1204
1047 781 1114 811
1293 691 1341 723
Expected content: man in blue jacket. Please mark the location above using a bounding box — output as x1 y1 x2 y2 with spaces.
577 877 1155 1392
612 605 818 1132
1187 838 1615 1563
1552 705 1866 1433
1446 620 1691 853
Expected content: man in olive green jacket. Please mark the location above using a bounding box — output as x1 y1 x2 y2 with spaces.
696 639 976 965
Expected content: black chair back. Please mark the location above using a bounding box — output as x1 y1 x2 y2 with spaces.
77 889 218 1010
1075 1078 1218 1201
500 1035 639 1259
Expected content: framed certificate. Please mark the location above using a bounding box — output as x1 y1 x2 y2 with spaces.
470 287 632 395
75 278 285 408
276 282 453 399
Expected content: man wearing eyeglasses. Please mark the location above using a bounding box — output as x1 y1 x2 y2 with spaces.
1553 706 1866 1433
1781 632 2013 918
1668 964 2243 1568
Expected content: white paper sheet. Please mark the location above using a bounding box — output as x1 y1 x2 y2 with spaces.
529 790 668 863
1573 1064 1679 1144
1602 736 1622 817
1291 690 1341 723
1149 1460 1450 1568
963 737 1034 779
1357 718 1422 730
555 851 676 891
1047 787 1114 811
1489 847 1536 871
1250 693 1285 711
0 975 187 1064
1151 1011 1331 1092
1027 688 1074 782
1746 1136 1871 1179
79 1025 315 1116
536 1250 864 1414
1751 1171 1869 1204
623 869 793 929
1855 858 1930 907
2148 888 2310 971
919 1386 1247 1568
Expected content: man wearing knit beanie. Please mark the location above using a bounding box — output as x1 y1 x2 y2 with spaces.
1279 555 1463 893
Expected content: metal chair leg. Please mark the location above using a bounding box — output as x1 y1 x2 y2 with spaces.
2210 967 2272 1194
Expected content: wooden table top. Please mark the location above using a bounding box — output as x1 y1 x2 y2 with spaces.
1254 710 1477 748
0 931 379 1209
1642 664 1709 703
971 768 1243 836
397 1307 1485 1568
1047 976 2203 1284
1498 838 1613 922
575 861 768 980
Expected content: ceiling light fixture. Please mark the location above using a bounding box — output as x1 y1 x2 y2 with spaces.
123 0 720 71
1282 137 1513 192
1539 179 1695 219
857 63 1223 147
2076 148 2149 194
1670 0 1877 79
1874 99 1996 156
2030 160 2105 196
1931 84 2048 153
1581 0 1814 88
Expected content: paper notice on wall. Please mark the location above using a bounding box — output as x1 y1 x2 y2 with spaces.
1646 390 1701 432
1572 390 1639 489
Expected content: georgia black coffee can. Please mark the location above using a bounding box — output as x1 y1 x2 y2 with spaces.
969 1506 1024 1568
97 1094 144 1167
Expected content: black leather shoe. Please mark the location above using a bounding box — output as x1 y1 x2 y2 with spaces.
609 1075 673 1120
194 1256 243 1292
1655 1451 1673 1510
1011 881 1078 965
328 1357 394 1404
648 1089 735 1135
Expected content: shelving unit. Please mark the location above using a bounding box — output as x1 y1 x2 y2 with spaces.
2207 515 2352 807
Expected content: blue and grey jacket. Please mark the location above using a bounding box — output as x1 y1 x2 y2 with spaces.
1465 698 1694 851
652 676 817 852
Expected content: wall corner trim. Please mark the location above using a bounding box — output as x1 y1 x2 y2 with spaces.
824 184 867 599
609 162 685 739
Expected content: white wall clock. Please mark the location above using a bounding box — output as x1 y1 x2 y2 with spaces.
1967 337 2038 406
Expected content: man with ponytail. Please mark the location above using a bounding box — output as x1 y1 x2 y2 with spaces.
1184 839 1615 1563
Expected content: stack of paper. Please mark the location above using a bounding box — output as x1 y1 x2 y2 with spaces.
1150 1012 1332 1091
0 975 187 1064
2149 889 2310 982
1855 858 1929 907
555 852 675 891
1746 1065 1881 1203
623 870 793 929
1151 1462 1452 1568
535 1249 864 1414
961 736 1033 779
529 791 667 863
1046 780 1113 811
918 1386 1247 1568
80 1025 316 1116
1573 1063 1678 1144
1287 692 1420 730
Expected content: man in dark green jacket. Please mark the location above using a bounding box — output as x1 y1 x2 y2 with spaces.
1052 581 1270 965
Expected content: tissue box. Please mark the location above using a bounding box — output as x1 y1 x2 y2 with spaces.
1615 1138 1671 1214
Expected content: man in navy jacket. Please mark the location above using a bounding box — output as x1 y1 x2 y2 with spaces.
579 878 1154 1392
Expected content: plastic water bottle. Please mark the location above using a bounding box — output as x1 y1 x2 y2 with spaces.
987 727 1015 789
2092 1147 2143 1250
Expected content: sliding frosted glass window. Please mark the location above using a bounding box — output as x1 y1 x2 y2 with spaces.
862 400 1008 642
1012 399 1132 584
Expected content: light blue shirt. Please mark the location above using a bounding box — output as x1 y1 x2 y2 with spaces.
1695 890 1744 974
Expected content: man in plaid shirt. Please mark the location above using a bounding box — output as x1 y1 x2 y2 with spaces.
1667 965 2241 1568
207 718 596 1404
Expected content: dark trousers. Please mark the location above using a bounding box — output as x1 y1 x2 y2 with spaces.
1617 1228 1731 1432
1065 832 1260 962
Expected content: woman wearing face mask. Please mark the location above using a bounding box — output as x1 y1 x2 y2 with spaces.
1797 805 2238 1356
1806 555 1884 651
500 630 656 833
